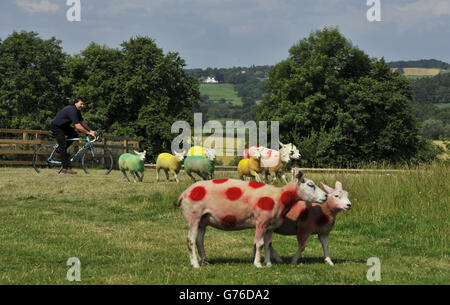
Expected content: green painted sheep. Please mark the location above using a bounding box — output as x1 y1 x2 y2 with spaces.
156 152 185 183
184 155 215 182
119 150 146 182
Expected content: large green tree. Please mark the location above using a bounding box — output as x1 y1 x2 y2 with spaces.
0 31 67 129
257 27 423 166
65 37 200 160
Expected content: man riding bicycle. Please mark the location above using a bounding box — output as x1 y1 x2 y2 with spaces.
51 98 97 174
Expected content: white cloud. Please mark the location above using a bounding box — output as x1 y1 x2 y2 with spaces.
385 0 450 32
15 0 60 14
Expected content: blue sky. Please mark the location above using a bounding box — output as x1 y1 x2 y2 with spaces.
1 0 449 68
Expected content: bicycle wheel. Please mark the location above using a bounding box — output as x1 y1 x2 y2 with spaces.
82 147 114 175
32 145 63 174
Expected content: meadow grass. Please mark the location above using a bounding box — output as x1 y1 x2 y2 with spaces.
0 164 448 284
199 83 242 105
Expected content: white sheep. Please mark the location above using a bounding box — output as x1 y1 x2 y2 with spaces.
118 150 146 183
156 151 185 183
268 181 352 265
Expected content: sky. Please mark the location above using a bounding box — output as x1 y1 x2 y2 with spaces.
1 0 449 68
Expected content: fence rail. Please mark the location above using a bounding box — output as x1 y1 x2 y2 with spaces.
0 129 140 166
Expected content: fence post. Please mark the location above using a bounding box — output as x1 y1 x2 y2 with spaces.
123 139 128 154
103 135 107 167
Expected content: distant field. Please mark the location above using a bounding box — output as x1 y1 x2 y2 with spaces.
435 103 450 110
200 83 242 105
392 68 441 77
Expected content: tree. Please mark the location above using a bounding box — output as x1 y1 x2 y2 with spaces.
64 36 200 160
0 31 67 129
257 27 424 166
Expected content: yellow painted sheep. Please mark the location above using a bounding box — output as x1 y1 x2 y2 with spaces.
238 148 263 181
156 152 185 183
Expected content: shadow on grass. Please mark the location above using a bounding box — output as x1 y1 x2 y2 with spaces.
207 256 366 266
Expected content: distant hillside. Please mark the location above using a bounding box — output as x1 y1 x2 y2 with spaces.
388 59 449 69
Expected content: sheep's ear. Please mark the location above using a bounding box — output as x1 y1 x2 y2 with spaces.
134 150 138 154
335 181 343 191
321 183 334 194
278 140 285 147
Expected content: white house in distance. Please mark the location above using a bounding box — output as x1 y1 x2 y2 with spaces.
203 76 219 84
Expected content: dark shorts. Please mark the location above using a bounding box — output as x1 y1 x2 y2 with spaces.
50 123 79 168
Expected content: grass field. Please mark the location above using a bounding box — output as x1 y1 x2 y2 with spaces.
0 165 448 284
200 83 242 105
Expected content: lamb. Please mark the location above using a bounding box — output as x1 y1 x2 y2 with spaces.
118 150 146 183
184 153 215 182
237 147 263 181
177 169 328 268
267 181 352 266
156 151 185 183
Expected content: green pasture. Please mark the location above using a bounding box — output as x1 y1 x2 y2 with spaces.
200 83 242 105
0 164 448 284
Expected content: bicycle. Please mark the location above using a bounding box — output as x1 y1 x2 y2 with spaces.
32 133 114 175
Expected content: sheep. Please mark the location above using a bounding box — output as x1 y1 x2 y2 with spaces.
188 146 216 160
243 142 301 184
177 169 328 268
184 153 215 182
264 142 301 184
156 151 185 183
267 181 352 266
237 147 263 181
119 150 146 183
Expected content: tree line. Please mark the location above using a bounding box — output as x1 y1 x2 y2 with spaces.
0 29 444 166
0 31 199 160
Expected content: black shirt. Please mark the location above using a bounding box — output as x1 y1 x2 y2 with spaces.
52 105 83 128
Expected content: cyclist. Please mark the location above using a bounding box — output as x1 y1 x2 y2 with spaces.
51 98 97 174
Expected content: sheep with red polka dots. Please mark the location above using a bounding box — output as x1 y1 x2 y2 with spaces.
177 169 328 268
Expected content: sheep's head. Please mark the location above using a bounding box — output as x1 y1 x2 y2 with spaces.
174 151 185 162
279 141 301 160
321 181 352 211
252 147 262 160
292 168 327 203
134 150 146 161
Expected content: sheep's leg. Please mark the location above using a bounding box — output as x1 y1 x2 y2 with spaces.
263 230 274 266
169 169 179 182
186 171 196 182
135 171 143 182
161 169 169 181
268 243 284 263
121 169 131 182
196 218 209 265
280 171 289 185
156 168 160 182
253 224 266 268
187 220 201 268
319 234 334 266
291 231 309 264
139 171 144 182
250 170 262 182
130 171 137 183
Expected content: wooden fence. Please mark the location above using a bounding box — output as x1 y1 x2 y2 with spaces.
0 129 140 166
